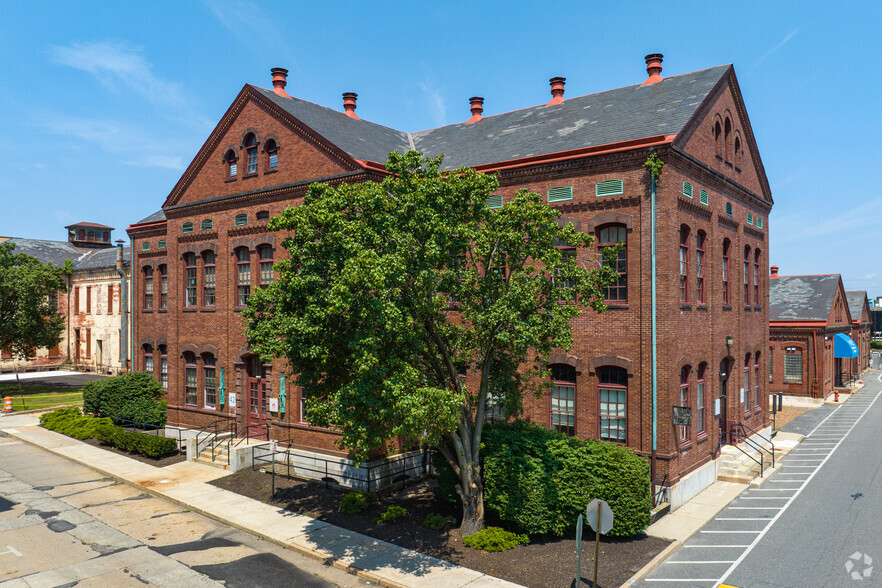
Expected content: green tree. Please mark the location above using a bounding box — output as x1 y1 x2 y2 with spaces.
243 151 617 533
0 241 70 361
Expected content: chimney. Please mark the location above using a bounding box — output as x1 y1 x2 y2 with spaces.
642 53 664 85
271 67 292 98
547 77 566 105
770 265 779 278
342 92 360 120
467 96 484 123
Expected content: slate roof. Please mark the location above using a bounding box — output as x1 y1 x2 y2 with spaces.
770 275 840 322
250 65 730 170
845 291 868 322
3 238 129 270
135 209 166 224
77 245 131 270
65 222 115 230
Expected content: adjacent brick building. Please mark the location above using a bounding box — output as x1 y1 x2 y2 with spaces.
846 290 871 374
128 55 773 493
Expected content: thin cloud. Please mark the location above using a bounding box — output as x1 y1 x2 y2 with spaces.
203 0 291 56
49 41 189 110
750 29 798 73
418 81 447 127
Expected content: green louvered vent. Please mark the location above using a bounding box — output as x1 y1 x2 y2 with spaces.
596 179 624 197
201 219 213 231
158 240 167 249
756 217 763 229
182 222 194 234
234 214 248 226
725 202 733 216
548 186 573 203
699 189 709 205
486 194 503 209
747 213 753 225
141 242 151 251
683 181 693 198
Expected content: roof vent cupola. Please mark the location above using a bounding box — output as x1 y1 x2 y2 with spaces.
342 92 360 119
467 96 484 123
642 53 664 85
271 67 292 98
547 77 566 105
770 265 779 278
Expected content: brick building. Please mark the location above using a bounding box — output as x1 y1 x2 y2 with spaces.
128 55 772 496
769 269 862 398
0 223 132 374
846 290 871 374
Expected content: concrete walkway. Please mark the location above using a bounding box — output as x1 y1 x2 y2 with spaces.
0 415 520 588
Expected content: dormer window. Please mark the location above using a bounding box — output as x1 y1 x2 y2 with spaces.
224 149 238 179
244 133 258 175
265 139 278 170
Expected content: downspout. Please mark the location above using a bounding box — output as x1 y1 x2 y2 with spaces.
115 241 128 372
650 160 658 482
129 237 134 372
812 331 820 398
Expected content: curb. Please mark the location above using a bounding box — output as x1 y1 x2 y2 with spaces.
620 540 681 587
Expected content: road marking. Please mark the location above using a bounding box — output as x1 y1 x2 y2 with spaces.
716 386 882 586
715 518 770 521
701 530 762 534
738 497 789 500
728 507 780 509
645 579 719 582
665 561 737 564
684 545 752 548
0 545 22 557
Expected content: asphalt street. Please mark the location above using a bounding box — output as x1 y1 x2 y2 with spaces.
640 371 882 588
0 438 365 587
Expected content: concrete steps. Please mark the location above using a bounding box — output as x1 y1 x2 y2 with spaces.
717 443 774 484
192 433 233 470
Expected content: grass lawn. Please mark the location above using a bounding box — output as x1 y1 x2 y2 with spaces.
0 383 83 411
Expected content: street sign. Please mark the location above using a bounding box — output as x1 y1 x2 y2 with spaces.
585 498 614 534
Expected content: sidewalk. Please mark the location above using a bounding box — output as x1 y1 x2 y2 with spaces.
0 415 520 588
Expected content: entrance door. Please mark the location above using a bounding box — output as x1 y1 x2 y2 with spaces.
246 357 267 429
718 358 731 445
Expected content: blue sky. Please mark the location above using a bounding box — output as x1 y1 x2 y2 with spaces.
2 1 880 297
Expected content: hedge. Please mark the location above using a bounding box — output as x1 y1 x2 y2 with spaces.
82 372 167 426
97 425 178 459
482 420 651 537
40 407 112 440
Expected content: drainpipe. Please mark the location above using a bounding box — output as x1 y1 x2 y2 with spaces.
812 331 820 398
650 159 658 482
115 241 128 372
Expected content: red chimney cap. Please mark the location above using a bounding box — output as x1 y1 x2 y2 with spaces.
467 96 484 123
547 76 566 105
342 92 360 120
271 67 292 98
642 53 664 85
770 265 779 278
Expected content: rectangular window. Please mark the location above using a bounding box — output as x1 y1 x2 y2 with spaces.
769 351 774 383
784 348 802 382
680 382 690 443
696 378 705 435
744 257 750 305
204 359 217 407
145 353 153 373
598 226 627 302
86 286 91 314
85 329 91 358
259 246 274 286
184 254 197 307
159 265 168 309
74 287 79 314
144 269 154 310
696 233 705 304
753 256 760 306
744 364 750 414
722 243 730 304
237 249 251 306
300 388 310 422
554 247 576 302
185 366 198 405
203 252 216 307
247 148 258 174
679 231 689 303
160 350 168 389
550 384 575 436
107 285 113 314
754 361 760 408
599 388 626 442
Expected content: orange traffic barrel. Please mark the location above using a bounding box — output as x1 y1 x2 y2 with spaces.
3 396 12 412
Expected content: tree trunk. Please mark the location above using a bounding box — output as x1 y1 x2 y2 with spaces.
459 482 485 535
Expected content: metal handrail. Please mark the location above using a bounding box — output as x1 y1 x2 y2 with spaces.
651 473 668 508
729 430 764 478
194 418 232 455
206 422 236 460
735 422 775 469
232 423 270 448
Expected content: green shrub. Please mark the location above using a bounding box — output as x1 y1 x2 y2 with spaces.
482 421 651 537
422 512 448 530
40 407 112 440
871 341 882 350
432 451 459 504
463 527 528 552
373 505 406 524
339 491 376 515
82 372 167 426
97 426 178 459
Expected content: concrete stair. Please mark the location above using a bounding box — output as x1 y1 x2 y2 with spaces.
192 433 233 470
717 442 774 484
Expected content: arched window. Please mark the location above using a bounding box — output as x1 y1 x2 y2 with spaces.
236 248 251 306
743 246 751 306
265 139 278 170
714 120 722 158
679 365 691 444
724 118 732 161
184 253 197 308
696 363 707 435
743 353 751 414
144 267 154 310
679 226 690 303
550 364 576 436
258 245 274 286
753 249 761 306
598 366 627 442
203 251 216 307
184 351 198 406
203 354 217 408
734 136 742 168
722 239 731 305
598 225 627 302
158 264 168 309
696 231 706 304
224 149 238 179
159 345 168 389
144 344 153 374
244 133 258 175
753 352 761 408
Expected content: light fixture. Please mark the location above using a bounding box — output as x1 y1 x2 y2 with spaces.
726 335 734 347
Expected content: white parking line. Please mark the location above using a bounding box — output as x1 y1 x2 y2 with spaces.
728 507 780 509
701 530 762 534
683 545 752 548
0 545 22 557
665 561 737 564
715 518 770 521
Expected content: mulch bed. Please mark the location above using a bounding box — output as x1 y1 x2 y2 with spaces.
80 436 187 468
211 468 670 587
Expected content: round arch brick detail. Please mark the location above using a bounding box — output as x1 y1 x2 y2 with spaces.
588 354 633 376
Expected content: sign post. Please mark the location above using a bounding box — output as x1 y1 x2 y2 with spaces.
584 499 614 587
575 513 583 585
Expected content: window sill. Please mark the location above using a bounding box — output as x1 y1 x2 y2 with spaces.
225 178 237 183
715 155 723 162
242 173 258 179
735 167 742 174
696 304 708 311
722 304 732 311
201 307 216 312
696 432 708 444
679 440 692 452
754 306 762 312
605 303 629 309
725 161 734 168
680 304 692 311
263 168 278 175
158 309 168 313
233 306 246 312
142 309 152 313
744 306 752 312
182 307 198 313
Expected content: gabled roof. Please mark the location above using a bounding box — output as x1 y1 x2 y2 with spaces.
135 209 167 224
845 291 869 322
249 65 730 170
65 222 115 230
770 275 841 322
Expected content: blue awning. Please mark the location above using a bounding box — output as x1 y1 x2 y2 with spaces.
834 333 859 358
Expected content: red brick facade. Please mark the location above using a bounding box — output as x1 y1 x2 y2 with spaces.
129 63 772 482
